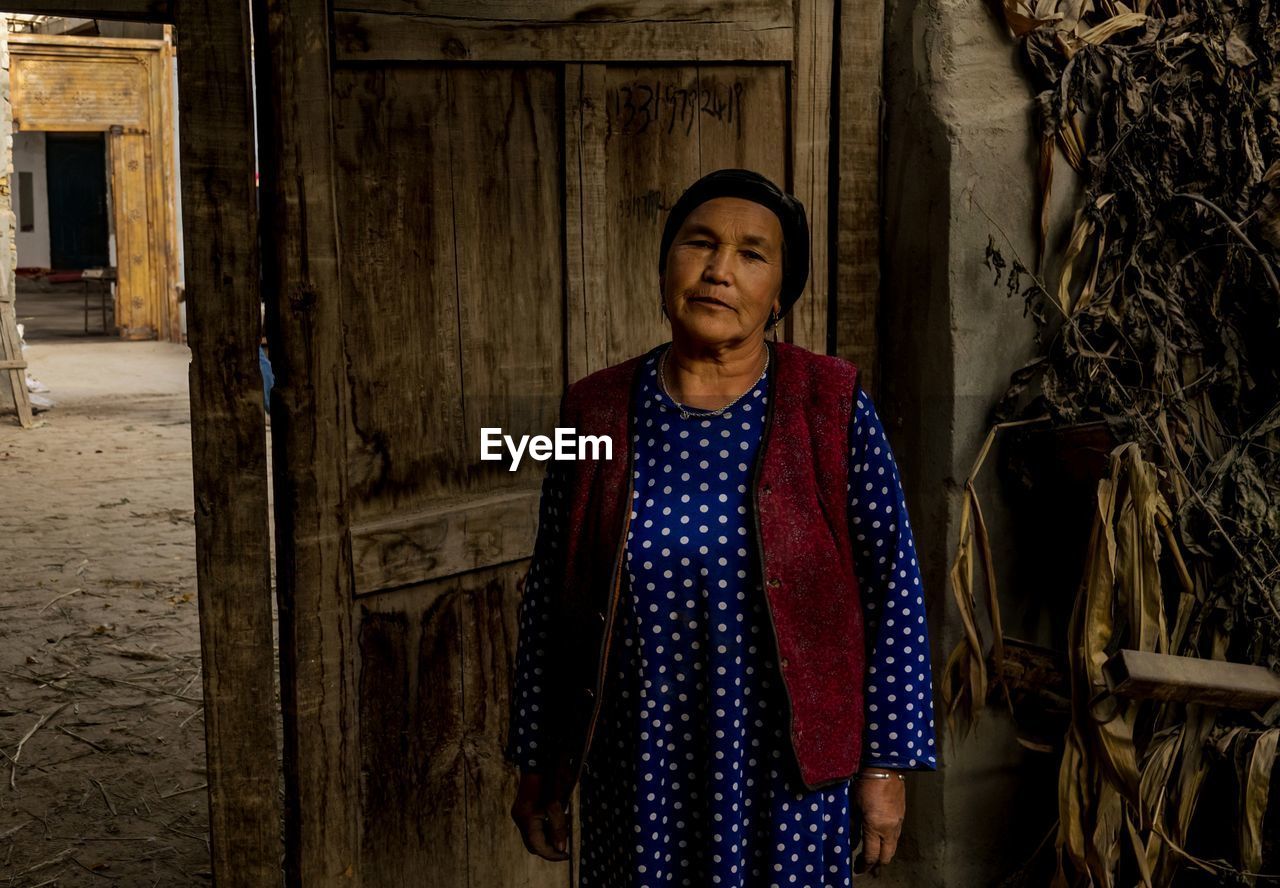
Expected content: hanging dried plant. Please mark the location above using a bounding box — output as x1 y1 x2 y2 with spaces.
943 0 1280 881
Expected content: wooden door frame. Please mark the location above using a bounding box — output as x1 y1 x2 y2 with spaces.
172 2 284 885
8 32 181 340
4 1 283 885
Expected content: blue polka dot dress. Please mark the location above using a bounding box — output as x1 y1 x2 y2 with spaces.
506 345 937 887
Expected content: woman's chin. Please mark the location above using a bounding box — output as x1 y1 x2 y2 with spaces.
675 314 746 343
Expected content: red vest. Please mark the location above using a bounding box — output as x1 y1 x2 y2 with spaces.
542 339 866 807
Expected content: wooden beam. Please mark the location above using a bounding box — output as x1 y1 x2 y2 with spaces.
1104 649 1280 710
786 0 834 353
332 9 792 62
253 0 362 881
350 491 540 596
832 0 884 393
0 1 172 22
173 0 282 883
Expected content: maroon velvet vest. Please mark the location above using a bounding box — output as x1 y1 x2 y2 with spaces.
543 339 865 806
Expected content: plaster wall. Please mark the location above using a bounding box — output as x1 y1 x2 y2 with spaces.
13 130 49 269
874 0 1082 882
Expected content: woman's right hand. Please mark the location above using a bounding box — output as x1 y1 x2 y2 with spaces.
511 771 570 861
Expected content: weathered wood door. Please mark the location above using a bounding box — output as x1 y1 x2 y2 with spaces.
258 1 840 883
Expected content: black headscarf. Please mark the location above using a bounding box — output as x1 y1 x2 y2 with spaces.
658 168 810 319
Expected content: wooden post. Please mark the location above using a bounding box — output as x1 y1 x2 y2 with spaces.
252 0 362 882
833 0 885 394
174 0 283 883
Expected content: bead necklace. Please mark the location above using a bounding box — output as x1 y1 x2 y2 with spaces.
658 343 769 420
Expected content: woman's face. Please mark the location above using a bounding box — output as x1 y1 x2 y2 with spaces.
660 197 785 346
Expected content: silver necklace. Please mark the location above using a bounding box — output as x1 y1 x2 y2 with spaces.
658 344 769 420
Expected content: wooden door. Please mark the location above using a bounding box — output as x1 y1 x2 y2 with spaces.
107 129 163 338
258 1 837 884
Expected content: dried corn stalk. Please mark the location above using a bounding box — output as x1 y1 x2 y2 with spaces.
946 0 1280 879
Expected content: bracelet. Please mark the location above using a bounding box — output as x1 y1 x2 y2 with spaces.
857 770 906 781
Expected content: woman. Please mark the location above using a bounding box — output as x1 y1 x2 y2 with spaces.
505 169 936 886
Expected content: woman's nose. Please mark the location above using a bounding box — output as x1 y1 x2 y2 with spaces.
703 248 733 284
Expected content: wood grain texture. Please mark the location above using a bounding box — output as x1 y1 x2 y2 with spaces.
1104 649 1280 709
11 53 148 129
350 491 540 595
566 63 610 379
600 65 702 366
109 131 158 338
333 66 468 522
333 65 563 524
157 35 181 342
448 66 564 484
254 0 362 882
585 65 792 367
695 65 786 183
461 566 564 886
333 0 793 63
348 0 788 18
832 0 884 394
357 598 467 886
0 0 171 20
173 0 282 883
787 0 835 353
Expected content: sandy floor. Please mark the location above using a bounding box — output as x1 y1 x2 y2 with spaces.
0 340 215 886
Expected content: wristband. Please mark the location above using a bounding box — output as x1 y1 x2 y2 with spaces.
857 770 906 781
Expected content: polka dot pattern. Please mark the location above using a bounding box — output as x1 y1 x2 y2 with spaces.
506 346 936 885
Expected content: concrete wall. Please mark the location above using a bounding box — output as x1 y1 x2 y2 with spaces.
875 0 1081 882
13 130 49 269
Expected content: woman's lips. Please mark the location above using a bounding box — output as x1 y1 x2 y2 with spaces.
688 296 733 310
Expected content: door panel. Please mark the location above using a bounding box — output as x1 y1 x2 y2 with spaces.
357 593 468 887
265 1 838 882
108 130 159 338
594 65 789 368
334 67 468 519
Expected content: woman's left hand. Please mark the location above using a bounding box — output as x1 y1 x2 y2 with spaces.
853 771 906 874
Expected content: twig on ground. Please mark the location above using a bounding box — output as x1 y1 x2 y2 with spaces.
16 847 73 876
58 726 107 752
10 702 70 789
38 587 84 613
105 646 170 662
90 778 117 816
71 855 115 880
0 818 32 841
159 782 207 800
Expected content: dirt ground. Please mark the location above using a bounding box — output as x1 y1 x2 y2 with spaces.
0 339 219 886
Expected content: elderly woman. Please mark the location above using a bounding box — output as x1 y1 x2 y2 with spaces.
505 168 936 885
